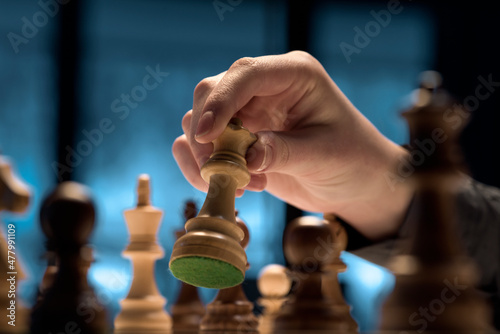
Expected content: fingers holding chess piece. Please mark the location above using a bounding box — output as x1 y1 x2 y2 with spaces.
169 118 257 289
30 182 109 334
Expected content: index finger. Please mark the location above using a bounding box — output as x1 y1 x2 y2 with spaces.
193 51 315 144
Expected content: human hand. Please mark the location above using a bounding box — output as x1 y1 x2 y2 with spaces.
173 51 412 239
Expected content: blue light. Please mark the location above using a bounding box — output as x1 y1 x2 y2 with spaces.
340 251 395 331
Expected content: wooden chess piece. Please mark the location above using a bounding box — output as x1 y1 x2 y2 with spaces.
273 215 358 332
169 118 257 289
114 174 172 332
379 71 493 331
171 200 205 331
30 181 109 334
322 213 358 330
256 264 292 334
0 156 31 333
200 211 259 332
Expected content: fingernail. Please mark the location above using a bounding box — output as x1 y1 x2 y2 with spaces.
257 143 272 172
195 111 215 138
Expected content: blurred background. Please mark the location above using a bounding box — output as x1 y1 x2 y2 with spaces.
0 0 499 331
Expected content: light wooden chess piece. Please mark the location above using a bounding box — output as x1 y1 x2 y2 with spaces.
322 213 358 330
273 216 358 332
379 71 493 331
30 181 109 334
200 211 259 332
0 156 31 333
114 174 172 333
171 200 205 331
256 264 292 334
169 118 257 289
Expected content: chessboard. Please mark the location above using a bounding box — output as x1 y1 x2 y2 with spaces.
1 82 498 334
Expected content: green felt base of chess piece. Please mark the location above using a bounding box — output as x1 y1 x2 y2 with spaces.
170 256 244 289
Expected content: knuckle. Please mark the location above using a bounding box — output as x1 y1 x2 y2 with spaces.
231 56 256 70
181 110 192 134
194 77 216 99
289 50 321 71
172 135 188 158
289 50 315 63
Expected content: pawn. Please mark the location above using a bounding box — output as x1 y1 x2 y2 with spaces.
114 174 171 332
30 181 109 334
171 200 205 331
321 213 358 330
200 211 259 332
256 264 291 334
273 216 357 332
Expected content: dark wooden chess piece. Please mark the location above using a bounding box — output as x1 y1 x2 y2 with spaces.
379 71 493 332
200 211 259 332
30 181 109 334
169 118 257 289
273 215 358 332
36 250 58 303
322 213 358 330
171 200 205 331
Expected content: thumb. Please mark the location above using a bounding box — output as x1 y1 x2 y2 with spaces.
246 129 327 175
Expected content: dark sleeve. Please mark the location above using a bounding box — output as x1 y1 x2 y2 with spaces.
342 176 500 328
453 178 500 328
